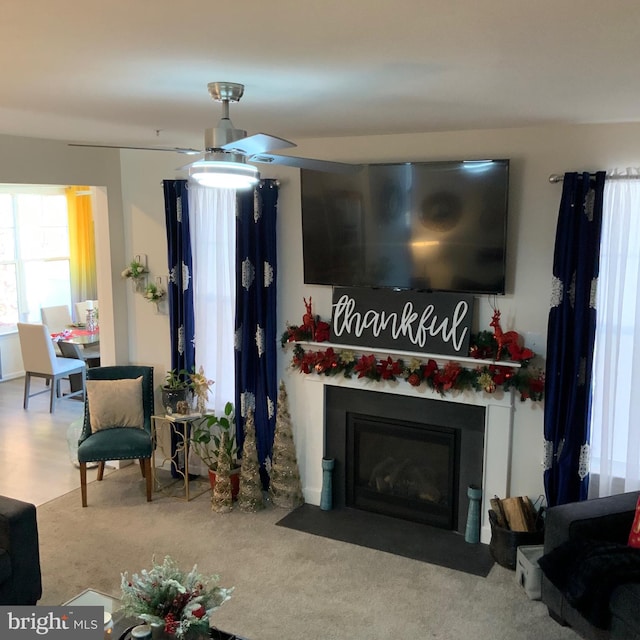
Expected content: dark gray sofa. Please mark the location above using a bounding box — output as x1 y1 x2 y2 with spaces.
541 491 640 640
0 495 42 605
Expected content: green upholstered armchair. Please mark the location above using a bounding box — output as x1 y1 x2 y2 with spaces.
77 365 154 507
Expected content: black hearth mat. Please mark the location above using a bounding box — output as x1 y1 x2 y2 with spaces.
276 504 495 577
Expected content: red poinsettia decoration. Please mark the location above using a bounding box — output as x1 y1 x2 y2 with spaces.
506 341 535 362
377 356 403 380
433 362 461 392
314 347 339 373
292 348 318 374
354 354 378 379
314 320 330 342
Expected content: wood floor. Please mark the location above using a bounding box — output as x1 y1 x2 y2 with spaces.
0 376 110 506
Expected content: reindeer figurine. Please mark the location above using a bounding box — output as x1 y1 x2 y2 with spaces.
302 297 316 339
489 308 520 361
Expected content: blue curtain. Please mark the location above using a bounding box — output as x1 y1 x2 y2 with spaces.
163 179 196 476
543 171 605 506
235 179 279 489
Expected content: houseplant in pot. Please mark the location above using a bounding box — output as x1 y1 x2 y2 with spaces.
191 402 241 499
161 369 193 415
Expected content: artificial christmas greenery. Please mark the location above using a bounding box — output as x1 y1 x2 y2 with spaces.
211 430 233 513
282 307 545 402
237 409 264 512
269 381 304 509
120 555 232 639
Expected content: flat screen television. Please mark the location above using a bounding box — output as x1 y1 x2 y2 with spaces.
300 159 509 294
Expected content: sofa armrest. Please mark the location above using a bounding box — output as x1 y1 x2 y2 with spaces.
544 491 640 555
0 495 42 605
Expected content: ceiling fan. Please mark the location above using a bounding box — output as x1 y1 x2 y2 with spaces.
70 82 361 188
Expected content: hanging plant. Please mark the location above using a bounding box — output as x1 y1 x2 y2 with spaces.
143 281 166 303
121 259 148 279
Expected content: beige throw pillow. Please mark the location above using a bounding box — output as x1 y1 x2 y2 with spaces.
86 376 144 432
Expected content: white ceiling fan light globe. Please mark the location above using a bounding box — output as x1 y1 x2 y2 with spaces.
188 161 260 190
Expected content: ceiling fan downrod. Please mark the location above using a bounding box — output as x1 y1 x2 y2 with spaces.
204 82 248 152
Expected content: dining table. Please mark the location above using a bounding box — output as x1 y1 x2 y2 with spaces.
51 327 101 394
52 326 100 346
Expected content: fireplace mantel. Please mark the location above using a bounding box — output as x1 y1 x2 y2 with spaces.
303 369 514 544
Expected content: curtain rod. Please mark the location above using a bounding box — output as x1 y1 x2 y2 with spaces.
549 173 640 183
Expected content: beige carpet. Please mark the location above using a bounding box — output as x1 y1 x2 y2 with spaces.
36 466 579 640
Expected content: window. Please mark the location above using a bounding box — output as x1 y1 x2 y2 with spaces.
589 172 640 497
0 186 71 332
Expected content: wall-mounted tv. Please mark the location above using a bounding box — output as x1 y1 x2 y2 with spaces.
301 159 509 294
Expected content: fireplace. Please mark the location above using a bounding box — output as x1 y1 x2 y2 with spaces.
346 414 459 528
326 386 485 535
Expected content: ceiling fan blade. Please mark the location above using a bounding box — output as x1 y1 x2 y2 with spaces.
249 153 362 174
69 143 202 155
221 133 296 156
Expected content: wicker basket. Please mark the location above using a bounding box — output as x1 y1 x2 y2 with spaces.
489 510 544 570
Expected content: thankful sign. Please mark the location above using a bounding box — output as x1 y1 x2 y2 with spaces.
330 287 474 357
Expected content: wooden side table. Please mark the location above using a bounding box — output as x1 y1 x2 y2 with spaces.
151 415 210 501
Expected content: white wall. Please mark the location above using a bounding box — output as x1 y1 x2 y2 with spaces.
272 123 640 504
0 134 129 376
4 123 639 504
117 151 184 379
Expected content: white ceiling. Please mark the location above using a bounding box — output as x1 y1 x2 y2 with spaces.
3 0 640 153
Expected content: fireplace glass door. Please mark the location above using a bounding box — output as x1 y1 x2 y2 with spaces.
346 413 459 529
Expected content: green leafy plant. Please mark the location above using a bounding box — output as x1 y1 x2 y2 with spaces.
120 555 232 639
163 368 192 390
144 281 166 303
121 259 148 279
190 402 238 470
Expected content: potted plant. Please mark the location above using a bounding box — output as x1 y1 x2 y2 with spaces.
161 369 193 415
191 402 241 499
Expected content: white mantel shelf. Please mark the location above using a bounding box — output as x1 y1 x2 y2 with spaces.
292 340 523 369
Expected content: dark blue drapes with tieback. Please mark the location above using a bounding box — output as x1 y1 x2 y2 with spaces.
162 179 196 477
235 179 279 489
543 171 605 506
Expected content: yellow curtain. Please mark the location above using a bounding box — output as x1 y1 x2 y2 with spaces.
66 186 97 304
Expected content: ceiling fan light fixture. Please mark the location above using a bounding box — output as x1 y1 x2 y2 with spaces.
188 160 259 190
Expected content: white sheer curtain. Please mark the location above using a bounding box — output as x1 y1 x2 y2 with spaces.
188 185 236 471
589 169 640 497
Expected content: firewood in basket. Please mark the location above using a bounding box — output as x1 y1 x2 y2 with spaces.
501 496 530 532
490 496 508 528
521 496 538 531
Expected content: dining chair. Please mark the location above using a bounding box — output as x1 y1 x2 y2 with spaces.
56 342 93 395
40 305 72 333
74 300 98 325
17 322 86 413
77 365 154 507
41 305 72 357
57 336 100 370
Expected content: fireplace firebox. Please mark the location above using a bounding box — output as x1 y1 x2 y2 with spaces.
346 414 459 528
326 386 484 535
